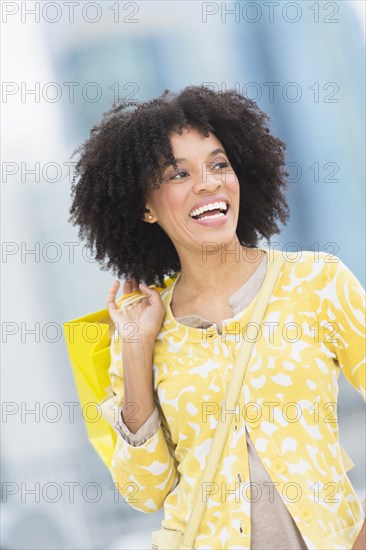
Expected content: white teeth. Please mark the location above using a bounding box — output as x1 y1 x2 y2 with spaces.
189 201 228 218
194 212 225 221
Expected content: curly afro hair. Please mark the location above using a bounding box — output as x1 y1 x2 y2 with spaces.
68 85 290 288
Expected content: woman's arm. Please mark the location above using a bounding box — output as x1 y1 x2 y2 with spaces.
324 255 366 548
104 278 180 512
121 340 156 433
108 338 179 513
351 519 366 549
323 255 366 402
116 404 160 446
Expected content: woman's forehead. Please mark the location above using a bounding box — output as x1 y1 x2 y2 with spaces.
168 128 223 153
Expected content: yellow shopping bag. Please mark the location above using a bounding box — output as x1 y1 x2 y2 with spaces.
63 279 174 471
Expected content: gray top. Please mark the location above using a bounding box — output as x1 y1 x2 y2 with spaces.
114 253 308 549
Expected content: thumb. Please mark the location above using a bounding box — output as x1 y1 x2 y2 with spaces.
138 282 162 303
138 282 157 296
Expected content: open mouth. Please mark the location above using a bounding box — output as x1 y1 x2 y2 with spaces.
189 202 230 221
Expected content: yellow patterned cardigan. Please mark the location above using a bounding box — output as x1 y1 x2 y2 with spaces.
108 249 365 549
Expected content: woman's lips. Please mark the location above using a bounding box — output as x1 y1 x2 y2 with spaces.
189 206 230 226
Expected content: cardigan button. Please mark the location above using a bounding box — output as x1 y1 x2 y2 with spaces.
249 420 262 430
271 458 286 474
246 418 261 429
299 506 312 521
239 520 248 534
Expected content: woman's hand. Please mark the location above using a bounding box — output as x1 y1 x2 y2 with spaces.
106 277 166 432
106 277 166 345
351 519 366 549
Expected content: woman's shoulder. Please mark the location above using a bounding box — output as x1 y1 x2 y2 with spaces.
279 248 342 276
279 248 364 301
158 273 180 301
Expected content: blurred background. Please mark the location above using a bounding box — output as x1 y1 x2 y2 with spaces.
1 1 365 548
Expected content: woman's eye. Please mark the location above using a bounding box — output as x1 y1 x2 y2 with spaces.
213 161 229 170
168 162 229 180
170 170 188 180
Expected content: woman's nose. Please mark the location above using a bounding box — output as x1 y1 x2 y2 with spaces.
193 170 223 193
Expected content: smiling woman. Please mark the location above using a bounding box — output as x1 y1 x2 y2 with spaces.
68 85 366 550
68 85 290 288
144 129 240 261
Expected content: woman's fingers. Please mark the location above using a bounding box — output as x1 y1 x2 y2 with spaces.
105 277 165 342
123 279 130 293
106 280 120 312
129 277 139 292
123 277 139 295
108 277 141 315
107 275 150 312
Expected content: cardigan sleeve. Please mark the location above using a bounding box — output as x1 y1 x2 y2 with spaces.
115 404 160 446
107 330 180 513
322 253 366 402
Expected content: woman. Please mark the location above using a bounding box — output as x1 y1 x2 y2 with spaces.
69 86 365 549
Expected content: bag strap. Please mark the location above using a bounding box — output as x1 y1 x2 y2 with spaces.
181 250 285 549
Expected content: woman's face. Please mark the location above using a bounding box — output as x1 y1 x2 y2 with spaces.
144 126 240 252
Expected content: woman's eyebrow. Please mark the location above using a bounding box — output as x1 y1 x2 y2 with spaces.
164 148 227 166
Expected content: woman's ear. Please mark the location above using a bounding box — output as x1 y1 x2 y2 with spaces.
141 205 156 223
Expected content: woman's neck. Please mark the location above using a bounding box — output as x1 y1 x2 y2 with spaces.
173 246 267 304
